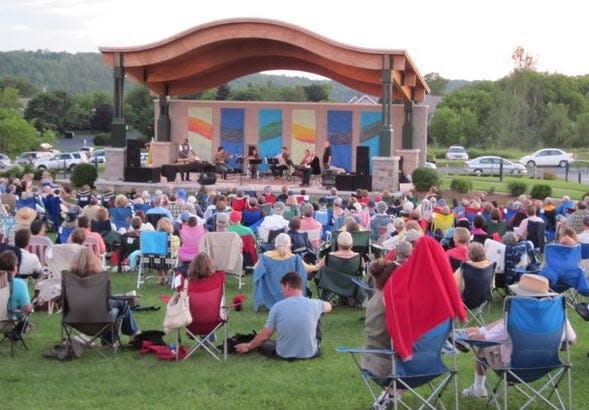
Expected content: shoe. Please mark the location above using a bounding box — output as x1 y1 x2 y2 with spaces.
574 303 589 321
462 385 488 399
373 390 395 410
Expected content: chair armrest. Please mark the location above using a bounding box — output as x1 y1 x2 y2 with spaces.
350 277 373 291
336 346 394 355
455 337 503 349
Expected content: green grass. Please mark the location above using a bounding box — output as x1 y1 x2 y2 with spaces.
440 175 589 200
3 270 589 409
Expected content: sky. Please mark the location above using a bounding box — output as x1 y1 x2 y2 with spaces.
0 0 587 81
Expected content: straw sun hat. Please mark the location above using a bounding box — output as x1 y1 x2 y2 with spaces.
508 274 557 297
15 207 37 225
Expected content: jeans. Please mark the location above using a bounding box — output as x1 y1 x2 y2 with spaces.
108 298 139 336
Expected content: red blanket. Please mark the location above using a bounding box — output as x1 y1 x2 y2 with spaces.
383 236 466 360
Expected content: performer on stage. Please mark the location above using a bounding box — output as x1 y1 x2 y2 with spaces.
247 145 261 179
178 138 197 181
322 140 332 170
214 146 230 180
271 146 292 179
296 149 313 187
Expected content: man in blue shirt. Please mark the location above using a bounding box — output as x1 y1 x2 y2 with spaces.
236 271 331 360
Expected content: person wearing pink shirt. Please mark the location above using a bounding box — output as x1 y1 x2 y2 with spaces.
68 215 106 255
178 212 205 264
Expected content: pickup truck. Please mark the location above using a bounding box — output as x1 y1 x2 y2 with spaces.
36 152 87 171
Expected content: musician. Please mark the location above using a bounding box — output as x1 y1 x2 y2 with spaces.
214 146 230 180
178 138 197 181
247 145 261 179
322 140 332 170
271 146 292 179
296 149 313 187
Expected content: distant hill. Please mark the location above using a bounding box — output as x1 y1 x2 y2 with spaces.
0 50 468 101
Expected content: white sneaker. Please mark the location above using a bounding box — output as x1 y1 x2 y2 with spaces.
462 384 488 399
373 390 395 410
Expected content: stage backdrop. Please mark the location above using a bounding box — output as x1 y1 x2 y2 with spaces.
220 108 245 170
258 109 283 173
327 110 352 172
360 111 382 173
187 106 213 161
291 109 317 165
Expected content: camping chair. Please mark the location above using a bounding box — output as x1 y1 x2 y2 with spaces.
484 239 508 298
259 227 285 253
461 262 496 326
331 230 371 262
527 220 546 254
200 232 244 289
16 197 36 211
61 270 123 357
581 243 589 275
146 213 166 229
539 243 589 308
486 296 572 410
42 195 63 231
26 240 51 267
84 236 106 269
137 231 176 288
317 254 363 306
117 233 140 272
109 207 133 231
0 270 31 356
176 271 228 361
240 234 258 274
253 253 307 311
337 320 458 410
57 225 74 244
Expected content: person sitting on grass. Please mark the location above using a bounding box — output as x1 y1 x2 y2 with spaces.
235 271 331 360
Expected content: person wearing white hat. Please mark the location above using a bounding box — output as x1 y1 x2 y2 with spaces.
460 274 576 399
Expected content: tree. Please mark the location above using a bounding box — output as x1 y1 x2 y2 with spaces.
124 85 154 138
0 75 38 98
424 73 449 96
303 83 330 102
428 106 462 146
215 84 231 100
24 90 76 133
0 87 21 110
0 108 55 156
512 46 537 72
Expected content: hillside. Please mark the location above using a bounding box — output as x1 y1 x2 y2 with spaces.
0 50 469 100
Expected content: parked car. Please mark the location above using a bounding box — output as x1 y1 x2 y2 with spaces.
425 161 437 170
0 153 12 168
445 145 469 160
14 151 53 167
79 147 95 160
90 149 105 164
36 152 87 171
140 152 148 166
465 156 526 176
519 148 574 168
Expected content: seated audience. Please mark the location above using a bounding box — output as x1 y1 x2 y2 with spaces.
14 229 42 279
0 250 33 319
178 212 205 264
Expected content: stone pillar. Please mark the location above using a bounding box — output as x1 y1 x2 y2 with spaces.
413 104 429 166
402 101 413 149
380 56 393 156
104 147 125 181
372 156 399 192
395 149 421 177
150 141 174 167
111 53 126 148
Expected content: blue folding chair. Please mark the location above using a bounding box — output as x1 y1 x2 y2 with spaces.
337 320 458 410
540 243 589 307
136 231 175 288
486 296 572 410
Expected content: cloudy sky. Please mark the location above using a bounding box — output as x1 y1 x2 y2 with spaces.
0 0 586 81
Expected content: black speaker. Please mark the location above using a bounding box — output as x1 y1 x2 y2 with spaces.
126 139 142 168
356 146 370 176
198 172 217 185
335 174 372 191
124 167 161 183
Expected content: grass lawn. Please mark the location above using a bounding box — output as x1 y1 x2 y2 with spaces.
440 175 589 200
3 268 589 409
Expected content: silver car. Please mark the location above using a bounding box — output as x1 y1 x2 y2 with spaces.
446 145 469 160
465 156 526 176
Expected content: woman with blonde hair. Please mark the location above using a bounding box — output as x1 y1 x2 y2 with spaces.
155 218 180 285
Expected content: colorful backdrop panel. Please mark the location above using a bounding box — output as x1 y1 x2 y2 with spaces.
187 106 213 161
258 109 283 173
220 108 245 169
360 111 382 173
327 110 353 171
291 109 316 164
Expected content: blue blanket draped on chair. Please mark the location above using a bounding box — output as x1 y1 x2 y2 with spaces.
253 254 307 311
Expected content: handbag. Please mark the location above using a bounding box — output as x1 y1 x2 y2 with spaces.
163 280 192 334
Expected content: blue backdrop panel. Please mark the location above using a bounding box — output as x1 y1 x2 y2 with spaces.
327 110 352 172
220 108 245 169
258 109 283 173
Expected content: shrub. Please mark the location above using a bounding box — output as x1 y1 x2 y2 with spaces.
530 184 552 200
542 171 557 180
71 163 97 188
411 167 440 192
93 133 111 146
487 185 496 195
0 165 24 179
450 177 473 194
507 181 527 197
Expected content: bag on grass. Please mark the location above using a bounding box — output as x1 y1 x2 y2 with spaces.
163 280 192 334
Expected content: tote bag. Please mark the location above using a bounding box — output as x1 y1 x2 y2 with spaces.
163 280 192 334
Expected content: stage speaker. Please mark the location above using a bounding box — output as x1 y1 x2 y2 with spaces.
198 172 217 185
124 167 161 183
356 146 370 176
335 174 372 191
126 139 142 168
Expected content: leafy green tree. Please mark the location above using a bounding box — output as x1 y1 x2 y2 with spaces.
124 85 154 138
428 106 462 146
215 84 231 100
424 73 449 96
0 108 55 155
90 103 113 132
0 75 38 97
0 87 21 110
231 85 262 101
24 90 76 133
303 83 330 102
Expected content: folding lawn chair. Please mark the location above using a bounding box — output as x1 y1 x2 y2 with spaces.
253 253 307 311
337 320 458 410
0 269 31 356
317 254 363 306
61 270 123 357
137 231 176 288
176 271 228 361
486 296 572 410
461 262 495 326
200 232 244 289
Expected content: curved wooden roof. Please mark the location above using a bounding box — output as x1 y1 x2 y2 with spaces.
100 18 429 102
